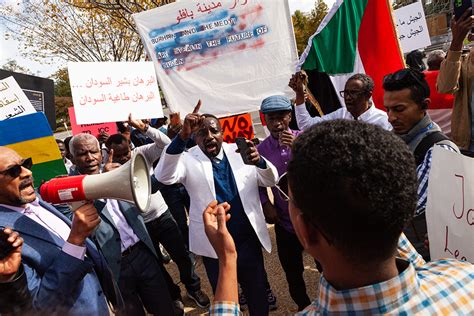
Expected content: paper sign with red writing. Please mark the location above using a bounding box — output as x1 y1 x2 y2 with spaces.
219 113 254 143
133 0 298 117
68 107 118 138
426 147 474 263
68 61 164 124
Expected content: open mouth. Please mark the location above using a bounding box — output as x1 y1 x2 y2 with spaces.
205 143 218 152
19 180 35 194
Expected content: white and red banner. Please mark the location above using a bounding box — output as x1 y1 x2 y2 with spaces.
133 0 298 117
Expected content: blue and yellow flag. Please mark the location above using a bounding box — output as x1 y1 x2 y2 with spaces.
0 113 67 187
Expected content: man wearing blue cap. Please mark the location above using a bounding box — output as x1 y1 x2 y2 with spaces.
257 95 313 311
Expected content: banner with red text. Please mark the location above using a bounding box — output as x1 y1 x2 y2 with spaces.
219 113 254 143
426 147 473 263
68 62 163 124
133 0 298 117
68 107 118 138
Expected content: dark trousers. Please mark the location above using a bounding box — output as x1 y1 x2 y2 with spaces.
275 224 311 311
160 184 191 247
117 242 174 316
146 210 200 293
203 237 269 316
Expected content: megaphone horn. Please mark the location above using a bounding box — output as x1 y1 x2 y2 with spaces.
40 152 151 212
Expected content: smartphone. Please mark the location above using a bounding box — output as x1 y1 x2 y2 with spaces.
454 0 473 21
0 227 15 260
235 137 252 165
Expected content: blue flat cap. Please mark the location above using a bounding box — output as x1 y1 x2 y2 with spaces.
260 95 292 114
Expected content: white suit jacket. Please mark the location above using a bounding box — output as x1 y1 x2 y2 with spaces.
155 142 278 258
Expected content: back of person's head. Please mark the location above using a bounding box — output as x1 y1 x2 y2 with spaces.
105 133 128 149
382 68 430 109
287 120 417 264
347 73 374 94
427 50 446 70
406 49 426 72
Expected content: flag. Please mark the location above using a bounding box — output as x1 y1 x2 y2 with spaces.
424 70 454 136
298 0 405 110
0 113 67 187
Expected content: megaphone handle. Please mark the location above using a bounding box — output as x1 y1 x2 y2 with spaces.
69 201 87 212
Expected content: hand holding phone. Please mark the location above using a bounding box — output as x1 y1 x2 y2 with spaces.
235 137 261 165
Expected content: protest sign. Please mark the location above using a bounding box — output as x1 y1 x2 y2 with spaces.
394 1 431 53
426 147 474 263
133 0 298 117
219 113 254 143
68 62 163 124
68 107 118 138
0 112 67 187
0 76 36 120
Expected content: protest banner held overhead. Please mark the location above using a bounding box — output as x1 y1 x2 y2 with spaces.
394 1 431 53
68 62 164 124
0 76 36 120
298 0 405 110
68 107 118 138
0 112 67 187
133 0 298 117
219 113 254 143
426 147 474 264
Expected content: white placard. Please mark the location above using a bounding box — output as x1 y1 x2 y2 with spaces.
133 0 298 117
68 62 164 124
394 1 431 53
426 147 474 263
0 76 36 121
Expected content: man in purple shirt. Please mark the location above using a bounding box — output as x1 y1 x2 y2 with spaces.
257 95 312 311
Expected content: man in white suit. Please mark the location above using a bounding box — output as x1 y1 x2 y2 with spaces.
155 102 278 316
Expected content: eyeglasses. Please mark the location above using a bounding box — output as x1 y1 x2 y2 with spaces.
0 158 33 178
383 68 429 97
339 89 366 98
275 172 290 202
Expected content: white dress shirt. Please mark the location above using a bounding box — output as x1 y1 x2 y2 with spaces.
105 199 140 252
295 103 392 131
0 199 86 259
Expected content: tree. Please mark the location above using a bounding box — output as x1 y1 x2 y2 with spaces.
292 0 329 56
1 60 32 75
0 1 164 63
52 68 72 97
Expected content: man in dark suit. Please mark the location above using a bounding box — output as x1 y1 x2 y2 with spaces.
0 146 119 315
69 133 175 315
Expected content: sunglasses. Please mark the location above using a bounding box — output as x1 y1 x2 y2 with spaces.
275 172 290 202
339 89 366 98
383 68 429 97
0 158 33 178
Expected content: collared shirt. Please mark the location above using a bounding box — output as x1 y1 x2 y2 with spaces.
209 234 474 315
416 144 456 216
0 199 86 260
257 129 301 233
105 199 140 252
295 103 392 131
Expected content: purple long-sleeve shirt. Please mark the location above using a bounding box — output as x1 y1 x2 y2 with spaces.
257 129 301 233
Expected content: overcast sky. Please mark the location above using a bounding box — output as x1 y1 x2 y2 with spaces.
0 0 337 77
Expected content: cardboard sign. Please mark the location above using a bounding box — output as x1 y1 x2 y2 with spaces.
0 112 67 187
68 62 164 124
426 147 474 263
133 0 298 117
394 1 431 53
219 113 254 143
68 107 118 138
0 76 36 120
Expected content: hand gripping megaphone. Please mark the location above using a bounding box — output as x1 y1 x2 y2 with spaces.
40 152 151 212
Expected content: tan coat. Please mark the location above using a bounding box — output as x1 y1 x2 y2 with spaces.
437 50 473 150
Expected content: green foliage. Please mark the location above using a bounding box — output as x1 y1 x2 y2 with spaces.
292 0 329 56
55 96 73 132
52 68 71 97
